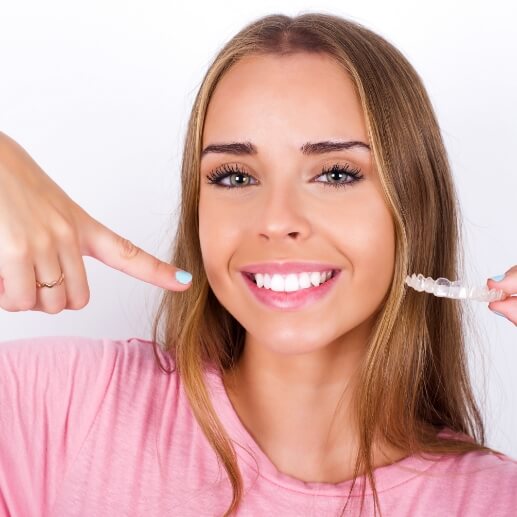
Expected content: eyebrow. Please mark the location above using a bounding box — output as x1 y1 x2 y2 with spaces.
200 140 371 158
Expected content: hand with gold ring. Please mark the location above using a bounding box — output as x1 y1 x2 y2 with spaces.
0 132 193 314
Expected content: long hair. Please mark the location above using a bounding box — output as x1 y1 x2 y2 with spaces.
150 12 502 516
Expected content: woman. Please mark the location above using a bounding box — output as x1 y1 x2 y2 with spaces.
0 12 516 517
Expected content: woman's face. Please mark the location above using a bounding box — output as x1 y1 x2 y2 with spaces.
199 52 395 355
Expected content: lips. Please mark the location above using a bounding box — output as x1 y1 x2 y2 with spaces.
240 269 341 311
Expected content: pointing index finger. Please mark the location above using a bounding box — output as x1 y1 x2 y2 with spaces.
86 221 192 291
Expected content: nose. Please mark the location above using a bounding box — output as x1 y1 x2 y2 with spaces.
256 183 311 242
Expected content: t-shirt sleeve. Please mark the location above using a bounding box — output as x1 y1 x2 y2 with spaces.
0 335 119 515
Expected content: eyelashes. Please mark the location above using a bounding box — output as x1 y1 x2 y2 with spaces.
205 162 364 190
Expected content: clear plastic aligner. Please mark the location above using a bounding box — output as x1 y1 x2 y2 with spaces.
404 273 509 302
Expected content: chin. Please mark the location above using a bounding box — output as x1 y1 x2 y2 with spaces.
245 322 345 356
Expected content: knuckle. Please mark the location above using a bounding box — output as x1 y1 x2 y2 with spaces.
18 296 37 311
52 216 76 244
45 303 64 315
117 236 140 260
32 232 53 253
68 290 90 310
150 255 164 275
1 296 33 311
0 301 19 312
5 242 31 260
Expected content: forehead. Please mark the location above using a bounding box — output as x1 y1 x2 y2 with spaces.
202 53 368 148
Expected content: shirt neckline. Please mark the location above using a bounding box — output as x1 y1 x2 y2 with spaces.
204 364 447 497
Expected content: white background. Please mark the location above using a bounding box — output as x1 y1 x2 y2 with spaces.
1 0 516 457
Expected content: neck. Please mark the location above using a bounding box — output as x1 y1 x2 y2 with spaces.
222 318 401 483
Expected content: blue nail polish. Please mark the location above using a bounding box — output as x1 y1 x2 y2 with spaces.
491 273 506 282
493 311 507 319
175 270 192 284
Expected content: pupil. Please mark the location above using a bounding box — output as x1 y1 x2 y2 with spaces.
231 174 247 186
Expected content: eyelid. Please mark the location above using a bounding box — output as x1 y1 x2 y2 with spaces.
205 161 364 189
207 160 361 177
206 158 364 191
206 162 258 184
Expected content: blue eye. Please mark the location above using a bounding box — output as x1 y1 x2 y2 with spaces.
316 163 364 188
205 162 364 190
206 163 257 188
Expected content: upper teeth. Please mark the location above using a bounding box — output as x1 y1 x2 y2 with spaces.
252 271 333 292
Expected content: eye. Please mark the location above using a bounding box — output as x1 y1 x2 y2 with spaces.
205 162 364 190
314 163 364 189
205 163 258 189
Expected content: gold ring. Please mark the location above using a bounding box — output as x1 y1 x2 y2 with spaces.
36 272 65 289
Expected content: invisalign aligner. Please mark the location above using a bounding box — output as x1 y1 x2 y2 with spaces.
405 273 509 302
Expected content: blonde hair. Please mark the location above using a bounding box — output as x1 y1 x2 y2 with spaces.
150 12 503 516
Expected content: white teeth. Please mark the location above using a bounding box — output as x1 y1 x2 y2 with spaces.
298 272 311 289
252 271 334 292
271 274 285 292
284 274 299 292
310 272 321 287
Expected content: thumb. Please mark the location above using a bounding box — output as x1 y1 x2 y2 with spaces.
487 265 517 325
84 219 192 291
487 265 517 294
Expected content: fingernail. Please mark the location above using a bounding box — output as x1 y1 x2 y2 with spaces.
492 310 507 319
491 273 506 282
175 270 192 284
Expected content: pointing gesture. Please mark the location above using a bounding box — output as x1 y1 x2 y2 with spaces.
0 132 191 314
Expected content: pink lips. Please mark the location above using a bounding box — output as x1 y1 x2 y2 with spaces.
240 269 341 311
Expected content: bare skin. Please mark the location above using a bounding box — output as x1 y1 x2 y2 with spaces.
0 132 191 314
198 52 408 483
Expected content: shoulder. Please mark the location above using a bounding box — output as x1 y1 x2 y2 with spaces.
0 334 173 367
434 428 517 487
0 336 183 514
421 448 517 514
444 447 517 477
437 427 517 473
0 335 180 394
0 335 185 434
0 335 108 382
0 334 121 360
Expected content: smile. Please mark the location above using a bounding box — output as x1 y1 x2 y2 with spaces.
245 270 335 292
240 270 341 311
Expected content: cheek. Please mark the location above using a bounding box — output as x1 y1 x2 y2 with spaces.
342 193 395 298
317 186 395 321
198 193 243 288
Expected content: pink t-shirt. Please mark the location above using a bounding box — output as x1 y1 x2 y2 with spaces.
0 336 516 516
